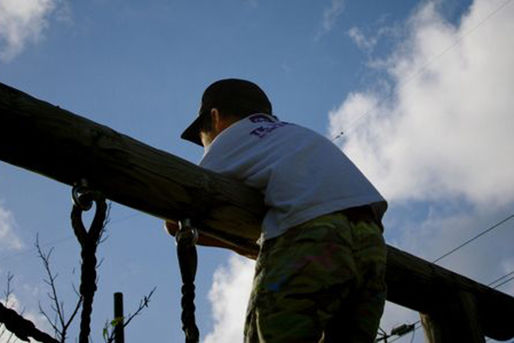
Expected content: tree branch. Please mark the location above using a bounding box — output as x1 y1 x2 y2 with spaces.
35 235 83 343
103 287 156 343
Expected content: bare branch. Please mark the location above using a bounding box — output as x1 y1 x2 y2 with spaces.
35 235 83 343
98 203 112 245
72 283 80 298
64 297 82 333
36 235 66 331
39 302 60 335
96 258 105 270
1 272 16 342
103 287 156 343
3 272 14 306
123 287 156 329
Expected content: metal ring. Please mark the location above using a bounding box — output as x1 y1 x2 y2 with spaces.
176 219 199 245
72 179 94 211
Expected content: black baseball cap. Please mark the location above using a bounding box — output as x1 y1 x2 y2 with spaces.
181 79 272 146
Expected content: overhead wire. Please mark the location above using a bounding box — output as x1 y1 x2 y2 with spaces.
488 270 514 288
3 1 514 341
492 274 514 290
409 328 415 343
384 213 514 343
348 1 514 340
432 214 514 264
388 266 514 343
331 0 514 141
386 273 514 343
359 1 514 339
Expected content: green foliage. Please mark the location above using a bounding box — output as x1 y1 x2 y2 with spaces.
102 316 124 342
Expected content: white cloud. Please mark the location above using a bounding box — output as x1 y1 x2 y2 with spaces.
348 24 401 54
205 1 514 341
329 1 514 340
328 0 514 207
392 207 514 281
0 204 24 251
378 206 514 342
0 292 50 343
201 210 514 343
316 0 345 39
0 0 62 62
348 26 378 52
204 254 255 343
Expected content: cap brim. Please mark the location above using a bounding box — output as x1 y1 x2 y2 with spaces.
181 115 204 146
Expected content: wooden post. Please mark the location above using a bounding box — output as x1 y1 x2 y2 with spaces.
114 292 125 343
1 82 514 341
420 291 484 343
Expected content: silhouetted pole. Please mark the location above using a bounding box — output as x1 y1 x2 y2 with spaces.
1 81 514 341
114 292 125 343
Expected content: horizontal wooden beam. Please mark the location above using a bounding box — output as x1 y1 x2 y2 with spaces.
1 82 513 340
387 246 512 340
0 82 263 255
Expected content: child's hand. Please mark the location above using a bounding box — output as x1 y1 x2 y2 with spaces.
163 220 257 259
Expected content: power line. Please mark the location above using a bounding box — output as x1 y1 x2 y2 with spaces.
409 327 415 343
332 3 514 336
386 267 514 343
488 269 514 287
384 212 514 342
432 214 513 264
491 269 514 290
332 0 513 141
493 274 514 290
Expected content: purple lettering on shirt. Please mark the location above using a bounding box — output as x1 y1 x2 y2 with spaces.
250 126 267 138
250 122 288 138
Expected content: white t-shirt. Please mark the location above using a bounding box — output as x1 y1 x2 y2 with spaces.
200 113 387 242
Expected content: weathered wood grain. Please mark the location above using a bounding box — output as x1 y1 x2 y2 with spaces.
1 82 513 340
0 82 263 255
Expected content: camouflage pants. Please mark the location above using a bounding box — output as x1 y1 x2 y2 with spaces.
244 211 387 343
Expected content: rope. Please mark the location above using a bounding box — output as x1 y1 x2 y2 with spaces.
0 302 59 343
176 219 200 343
71 180 107 343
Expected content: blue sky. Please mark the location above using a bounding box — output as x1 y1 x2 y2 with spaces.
1 0 514 342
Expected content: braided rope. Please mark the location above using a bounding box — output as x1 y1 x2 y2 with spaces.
0 302 59 343
71 182 107 343
176 219 200 343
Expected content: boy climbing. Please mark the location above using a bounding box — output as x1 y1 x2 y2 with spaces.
166 79 387 342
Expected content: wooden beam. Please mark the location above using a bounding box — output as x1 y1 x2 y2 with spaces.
386 246 513 340
0 82 263 256
1 82 513 340
420 291 484 343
